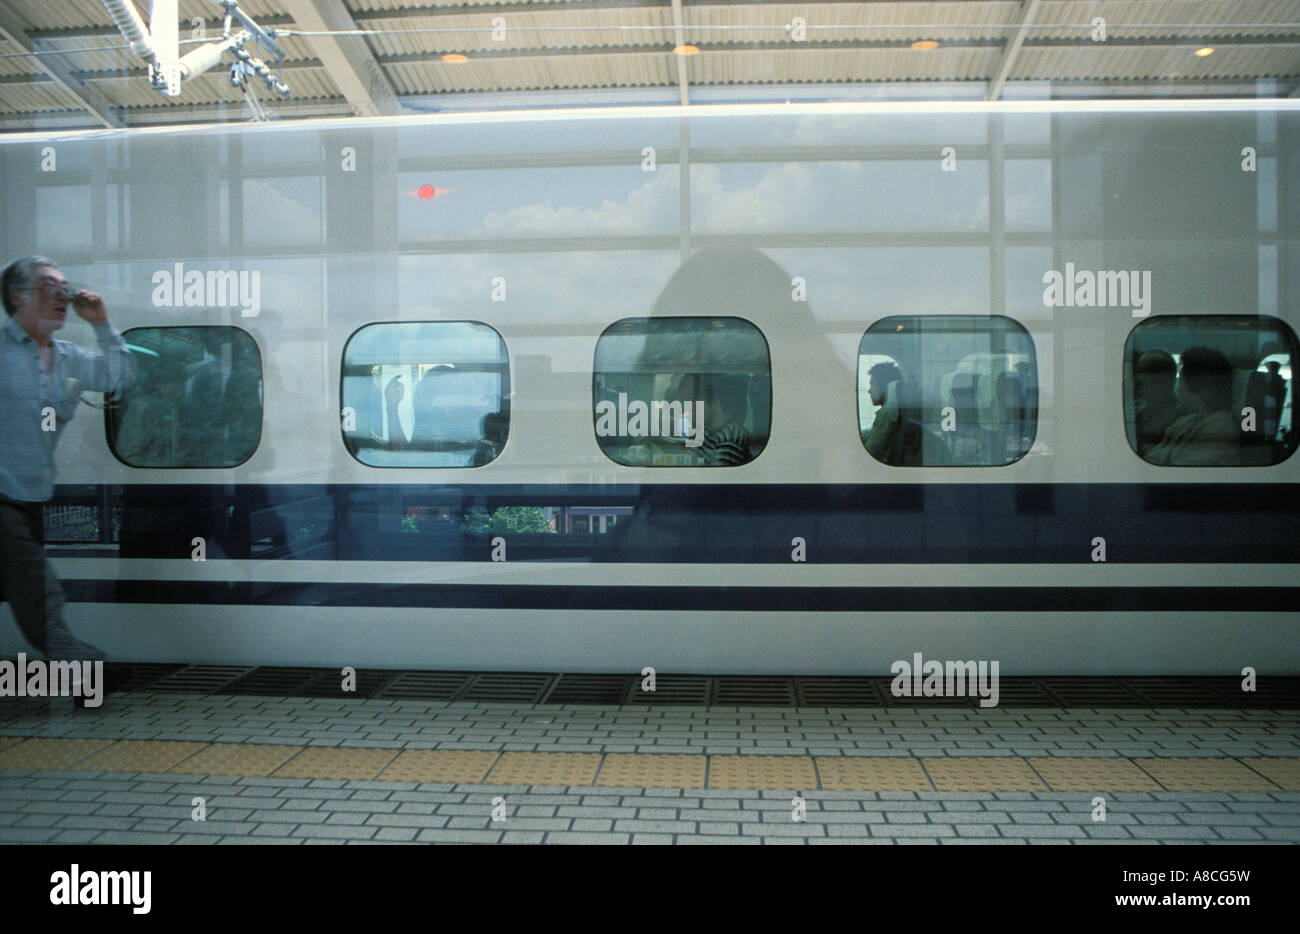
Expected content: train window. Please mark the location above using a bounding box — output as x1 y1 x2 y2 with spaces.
341 322 509 468
1124 315 1297 466
593 317 771 467
108 326 262 468
858 316 1038 467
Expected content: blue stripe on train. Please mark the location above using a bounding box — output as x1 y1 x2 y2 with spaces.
62 579 1300 611
49 482 1300 564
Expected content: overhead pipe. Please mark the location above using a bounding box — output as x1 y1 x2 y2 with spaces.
101 0 156 63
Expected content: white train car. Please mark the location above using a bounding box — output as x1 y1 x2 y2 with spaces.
1 100 1296 674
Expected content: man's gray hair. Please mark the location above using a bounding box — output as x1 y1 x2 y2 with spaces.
1 254 60 316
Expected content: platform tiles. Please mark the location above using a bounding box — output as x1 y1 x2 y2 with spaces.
1 737 1298 844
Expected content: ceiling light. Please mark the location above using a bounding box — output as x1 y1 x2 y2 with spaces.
673 45 700 56
441 53 468 63
1194 47 1215 57
911 40 939 50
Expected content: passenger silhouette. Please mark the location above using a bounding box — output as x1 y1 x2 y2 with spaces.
864 361 922 466
700 374 752 466
1128 348 1185 456
1146 346 1240 466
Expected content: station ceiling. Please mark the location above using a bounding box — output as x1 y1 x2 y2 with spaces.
0 0 1298 130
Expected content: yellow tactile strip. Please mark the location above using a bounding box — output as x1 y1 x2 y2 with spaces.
1245 758 1300 791
273 747 400 781
79 740 209 774
487 752 601 786
1027 758 1163 792
0 738 1295 792
1136 757 1282 792
924 757 1047 792
170 743 301 777
817 757 931 791
0 737 115 770
597 754 706 789
709 756 817 790
380 750 499 784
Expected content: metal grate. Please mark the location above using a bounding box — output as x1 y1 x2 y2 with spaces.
795 676 885 707
375 671 474 700
540 674 635 705
712 676 797 706
454 672 555 704
626 674 711 705
56 664 1300 708
147 665 252 694
215 667 333 697
299 668 401 699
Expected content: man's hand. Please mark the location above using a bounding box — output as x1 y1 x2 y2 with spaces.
70 290 108 324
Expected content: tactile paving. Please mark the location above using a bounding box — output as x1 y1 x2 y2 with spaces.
78 740 209 773
271 746 399 780
1242 758 1300 791
485 752 601 786
1027 757 1163 792
923 757 1047 791
816 757 932 791
708 755 817 790
1136 757 1282 792
596 754 706 789
0 737 114 770
380 750 499 784
168 743 301 777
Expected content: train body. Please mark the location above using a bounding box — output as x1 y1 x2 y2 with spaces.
0 100 1296 674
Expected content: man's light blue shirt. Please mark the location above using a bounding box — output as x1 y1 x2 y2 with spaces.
0 315 135 502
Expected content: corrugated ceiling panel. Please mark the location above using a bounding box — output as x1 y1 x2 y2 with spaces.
690 46 1004 83
362 9 673 56
1014 45 1300 81
687 1 1022 45
0 79 90 115
1036 1 1300 39
386 51 674 93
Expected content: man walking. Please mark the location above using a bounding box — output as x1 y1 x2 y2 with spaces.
0 255 134 660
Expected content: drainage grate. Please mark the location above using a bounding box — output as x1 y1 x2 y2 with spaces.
795 677 885 707
541 674 635 705
1036 678 1148 707
64 664 1300 708
148 665 251 694
375 671 474 700
454 672 555 704
712 676 797 706
215 667 333 697
299 668 400 699
626 674 711 705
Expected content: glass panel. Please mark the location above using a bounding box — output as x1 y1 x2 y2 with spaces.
342 321 509 468
594 317 771 467
1123 315 1297 466
858 316 1038 466
108 326 262 467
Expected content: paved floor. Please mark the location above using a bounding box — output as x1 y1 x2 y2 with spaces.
1 692 1297 844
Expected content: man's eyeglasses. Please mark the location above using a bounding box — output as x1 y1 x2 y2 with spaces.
26 281 80 301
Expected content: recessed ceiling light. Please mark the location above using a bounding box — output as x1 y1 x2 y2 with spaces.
911 40 940 50
673 45 700 56
441 53 468 63
1194 47 1215 57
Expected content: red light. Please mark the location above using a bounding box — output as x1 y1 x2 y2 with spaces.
418 185 435 200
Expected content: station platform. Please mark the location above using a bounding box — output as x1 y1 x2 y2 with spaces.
2 667 1298 845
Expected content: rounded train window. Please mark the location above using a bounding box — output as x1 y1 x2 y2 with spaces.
593 317 771 467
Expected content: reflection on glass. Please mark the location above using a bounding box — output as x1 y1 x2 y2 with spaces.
858 316 1038 467
109 326 262 467
1124 316 1297 466
594 317 771 467
342 321 509 467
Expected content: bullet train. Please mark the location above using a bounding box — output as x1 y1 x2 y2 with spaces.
0 99 1296 675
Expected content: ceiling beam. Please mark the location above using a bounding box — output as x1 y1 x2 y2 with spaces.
280 0 400 116
0 1 121 127
987 0 1042 101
